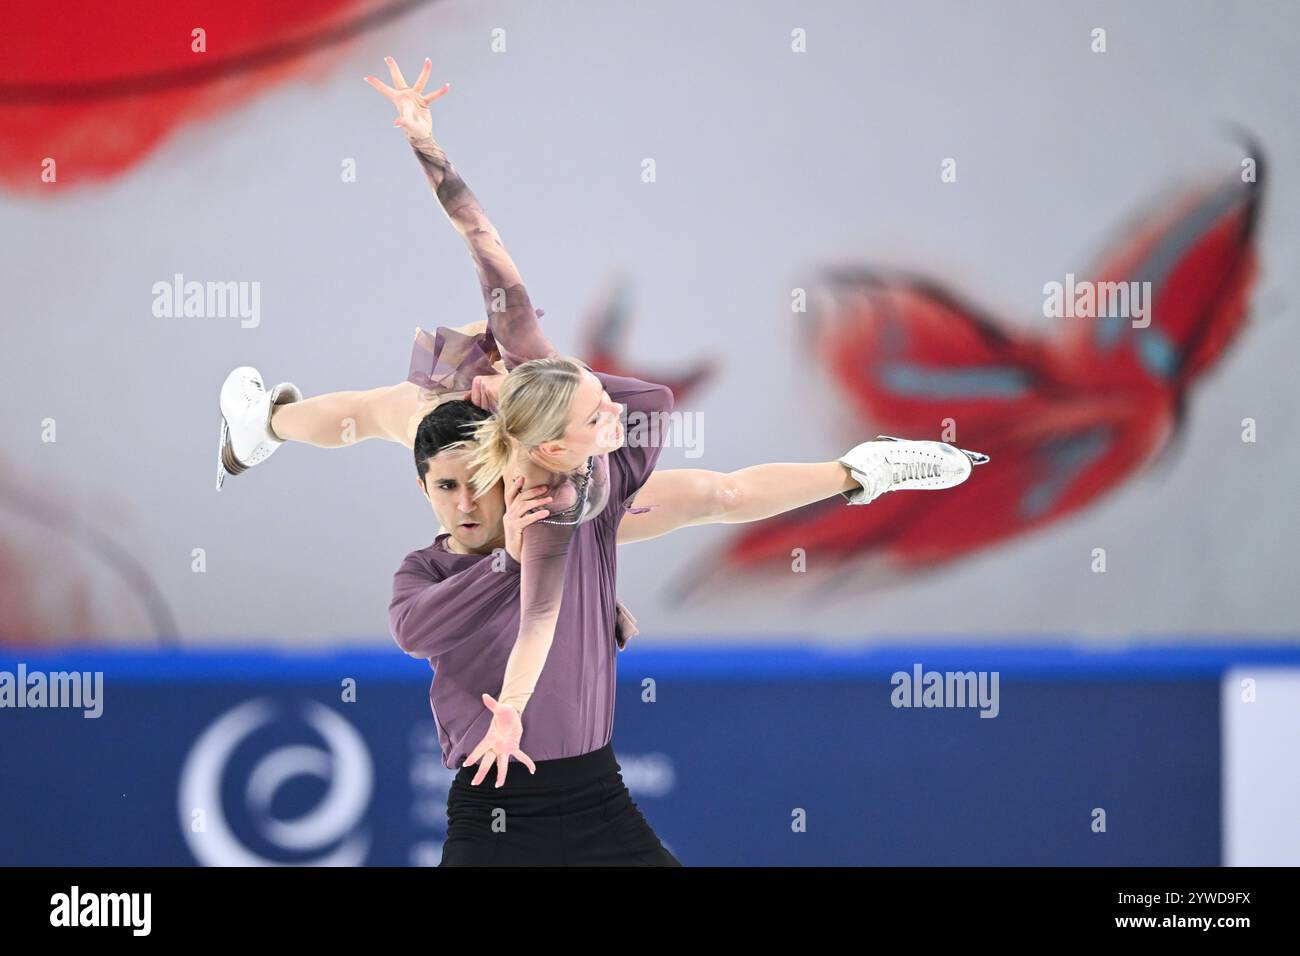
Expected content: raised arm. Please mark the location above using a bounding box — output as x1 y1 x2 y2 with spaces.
407 133 555 370
365 57 557 369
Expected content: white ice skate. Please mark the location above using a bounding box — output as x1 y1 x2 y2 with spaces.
839 435 989 505
216 366 302 490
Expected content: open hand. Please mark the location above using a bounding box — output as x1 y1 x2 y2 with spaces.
363 56 450 141
463 693 537 787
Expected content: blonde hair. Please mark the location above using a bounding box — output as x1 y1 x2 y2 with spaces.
466 355 591 499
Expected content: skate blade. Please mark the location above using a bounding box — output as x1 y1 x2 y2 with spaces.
216 417 248 491
216 418 229 491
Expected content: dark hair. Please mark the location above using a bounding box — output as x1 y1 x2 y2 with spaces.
413 400 491 484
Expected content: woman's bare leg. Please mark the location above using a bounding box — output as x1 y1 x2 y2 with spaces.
270 381 422 449
617 462 859 544
271 323 502 451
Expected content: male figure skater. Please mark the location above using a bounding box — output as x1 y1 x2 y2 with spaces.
390 393 983 866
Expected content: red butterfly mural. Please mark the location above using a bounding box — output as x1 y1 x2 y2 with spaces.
579 275 717 402
0 0 433 193
715 147 1264 576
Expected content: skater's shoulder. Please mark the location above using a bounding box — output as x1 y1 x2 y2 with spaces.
393 534 498 587
395 536 456 576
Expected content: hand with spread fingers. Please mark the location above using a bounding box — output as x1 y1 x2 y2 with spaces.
363 55 450 141
462 693 537 788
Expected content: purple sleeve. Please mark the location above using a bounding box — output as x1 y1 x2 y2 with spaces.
494 455 600 711
593 371 676 507
388 549 520 661
407 133 555 371
496 512 578 713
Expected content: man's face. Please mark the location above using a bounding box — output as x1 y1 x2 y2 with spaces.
419 447 507 554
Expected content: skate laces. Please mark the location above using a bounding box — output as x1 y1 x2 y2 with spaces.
886 450 948 486
883 455 946 489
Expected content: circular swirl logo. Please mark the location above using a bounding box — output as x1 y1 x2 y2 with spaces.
178 698 374 866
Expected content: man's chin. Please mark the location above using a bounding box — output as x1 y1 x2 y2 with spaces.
450 524 483 547
451 522 505 552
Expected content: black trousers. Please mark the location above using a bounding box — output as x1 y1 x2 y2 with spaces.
439 742 682 866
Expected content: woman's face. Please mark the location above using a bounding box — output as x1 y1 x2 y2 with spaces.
545 368 625 467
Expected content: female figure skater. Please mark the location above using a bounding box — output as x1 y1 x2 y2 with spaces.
390 384 980 866
216 56 986 864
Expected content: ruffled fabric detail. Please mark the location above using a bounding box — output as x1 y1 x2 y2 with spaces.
614 599 639 650
406 325 502 395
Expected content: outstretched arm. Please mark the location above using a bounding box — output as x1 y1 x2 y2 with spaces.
616 461 859 545
365 56 556 369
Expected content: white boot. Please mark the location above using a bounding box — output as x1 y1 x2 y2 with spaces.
839 435 988 505
216 367 302 490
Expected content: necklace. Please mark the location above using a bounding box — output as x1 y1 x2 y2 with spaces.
539 456 594 526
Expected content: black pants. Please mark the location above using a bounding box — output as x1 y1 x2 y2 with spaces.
439 742 682 866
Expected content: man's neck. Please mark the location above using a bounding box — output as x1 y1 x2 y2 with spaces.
444 531 505 556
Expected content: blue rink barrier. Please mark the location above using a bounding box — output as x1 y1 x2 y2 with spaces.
1 643 1297 866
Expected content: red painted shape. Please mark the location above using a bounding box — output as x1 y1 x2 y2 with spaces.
0 0 377 193
716 166 1262 576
